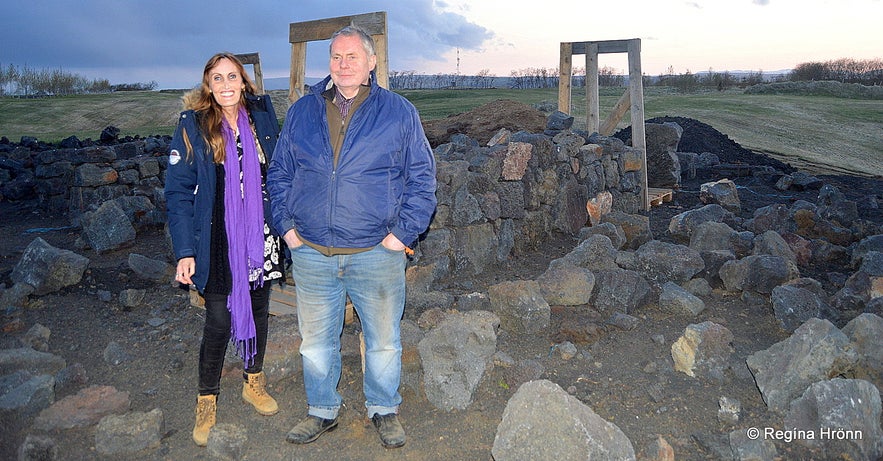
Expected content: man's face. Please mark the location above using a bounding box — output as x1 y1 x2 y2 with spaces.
329 34 376 98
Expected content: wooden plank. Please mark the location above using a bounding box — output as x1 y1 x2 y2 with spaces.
268 283 356 322
648 187 673 207
269 283 297 316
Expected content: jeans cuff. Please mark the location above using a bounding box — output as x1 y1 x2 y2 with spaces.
308 406 339 420
366 405 398 418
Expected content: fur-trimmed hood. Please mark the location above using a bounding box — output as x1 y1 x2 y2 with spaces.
181 89 201 111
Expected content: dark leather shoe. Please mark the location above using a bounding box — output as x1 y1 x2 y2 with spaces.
371 413 405 448
285 415 339 444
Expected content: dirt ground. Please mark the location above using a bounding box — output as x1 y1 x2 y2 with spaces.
2 106 882 460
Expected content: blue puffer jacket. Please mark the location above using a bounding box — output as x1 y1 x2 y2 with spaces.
165 93 279 292
267 75 436 250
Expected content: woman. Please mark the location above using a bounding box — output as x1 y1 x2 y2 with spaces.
165 52 283 447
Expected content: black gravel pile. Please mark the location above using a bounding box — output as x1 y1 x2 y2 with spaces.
614 116 797 174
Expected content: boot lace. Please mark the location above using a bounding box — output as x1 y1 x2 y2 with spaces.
196 397 216 423
249 374 269 397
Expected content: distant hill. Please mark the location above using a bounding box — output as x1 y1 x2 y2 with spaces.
263 77 321 91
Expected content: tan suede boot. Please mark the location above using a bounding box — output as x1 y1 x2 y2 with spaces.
242 371 278 415
192 394 217 447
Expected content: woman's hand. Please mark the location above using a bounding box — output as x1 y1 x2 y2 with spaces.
176 257 195 285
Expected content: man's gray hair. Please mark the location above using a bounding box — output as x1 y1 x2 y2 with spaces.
330 25 376 57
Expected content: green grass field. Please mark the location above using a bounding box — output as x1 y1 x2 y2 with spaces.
1 87 880 177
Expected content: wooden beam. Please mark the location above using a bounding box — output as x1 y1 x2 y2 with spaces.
585 43 599 133
372 32 390 90
289 42 306 103
288 12 389 103
571 39 635 55
252 61 264 95
599 90 630 136
289 12 387 42
558 42 572 114
235 53 264 94
235 52 260 65
626 39 649 210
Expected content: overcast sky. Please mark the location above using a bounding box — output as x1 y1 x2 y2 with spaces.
2 0 880 89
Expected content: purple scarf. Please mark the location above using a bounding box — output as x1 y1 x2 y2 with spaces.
221 105 265 366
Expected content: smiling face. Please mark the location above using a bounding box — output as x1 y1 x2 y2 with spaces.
329 33 376 99
207 57 245 113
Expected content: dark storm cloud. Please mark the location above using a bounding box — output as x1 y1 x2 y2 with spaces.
2 0 493 88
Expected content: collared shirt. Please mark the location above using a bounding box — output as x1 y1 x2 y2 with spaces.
334 87 356 119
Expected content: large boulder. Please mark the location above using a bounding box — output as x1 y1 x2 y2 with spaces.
643 122 682 188
488 280 550 334
746 318 857 413
784 378 882 460
10 238 90 296
492 379 635 460
418 311 499 411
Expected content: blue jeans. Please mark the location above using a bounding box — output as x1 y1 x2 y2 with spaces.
290 244 406 419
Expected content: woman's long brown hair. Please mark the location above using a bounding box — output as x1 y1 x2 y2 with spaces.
185 52 258 163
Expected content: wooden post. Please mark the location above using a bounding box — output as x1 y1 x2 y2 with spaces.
585 42 599 133
289 42 306 101
627 39 648 210
372 32 390 90
235 53 264 94
288 12 389 103
558 42 572 114
558 38 649 210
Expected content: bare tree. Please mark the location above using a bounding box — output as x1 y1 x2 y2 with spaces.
598 66 624 87
791 58 883 85
742 70 765 86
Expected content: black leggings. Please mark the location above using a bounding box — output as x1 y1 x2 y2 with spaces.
198 284 271 395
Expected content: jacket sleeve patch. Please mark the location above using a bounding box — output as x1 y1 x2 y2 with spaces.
169 149 181 165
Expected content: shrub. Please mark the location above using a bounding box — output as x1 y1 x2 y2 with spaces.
743 80 883 100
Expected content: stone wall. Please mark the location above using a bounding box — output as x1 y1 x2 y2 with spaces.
0 119 646 274
419 126 645 275
1 135 171 228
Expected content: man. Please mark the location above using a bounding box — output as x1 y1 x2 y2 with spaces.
267 25 437 449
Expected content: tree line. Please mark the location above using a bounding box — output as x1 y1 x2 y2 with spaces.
0 63 157 97
790 58 882 86
4 57 879 95
389 65 625 90
388 58 881 92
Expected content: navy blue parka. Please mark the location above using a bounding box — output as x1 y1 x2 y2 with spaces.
164 94 280 292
